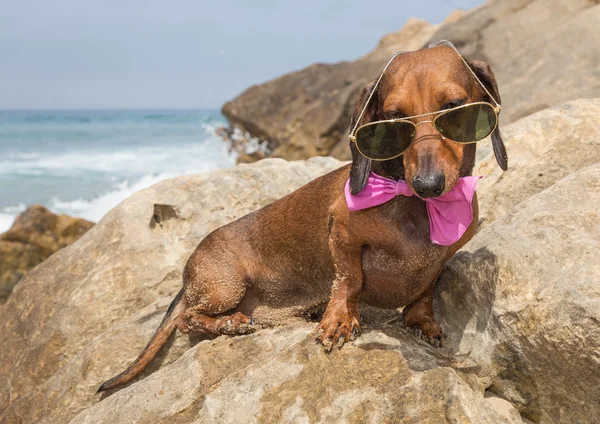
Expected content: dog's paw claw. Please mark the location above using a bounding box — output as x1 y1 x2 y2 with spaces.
406 324 444 348
216 313 255 336
315 308 361 351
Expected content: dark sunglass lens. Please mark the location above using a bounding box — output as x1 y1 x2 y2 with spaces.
355 122 415 160
435 103 497 143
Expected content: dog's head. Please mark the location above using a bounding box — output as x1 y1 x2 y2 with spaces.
349 44 507 196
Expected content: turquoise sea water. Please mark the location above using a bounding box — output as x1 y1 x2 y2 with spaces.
0 110 235 232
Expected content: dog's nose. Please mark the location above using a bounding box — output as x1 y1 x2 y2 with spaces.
412 173 445 198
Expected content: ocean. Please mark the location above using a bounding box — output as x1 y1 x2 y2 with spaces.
0 109 236 233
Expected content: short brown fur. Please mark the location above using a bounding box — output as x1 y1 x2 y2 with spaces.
99 45 505 392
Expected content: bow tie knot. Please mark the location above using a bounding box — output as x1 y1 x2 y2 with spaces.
345 172 480 246
394 181 404 197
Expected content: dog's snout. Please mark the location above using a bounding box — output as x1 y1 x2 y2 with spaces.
412 173 445 198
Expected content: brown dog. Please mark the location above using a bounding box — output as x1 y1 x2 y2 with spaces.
99 44 507 392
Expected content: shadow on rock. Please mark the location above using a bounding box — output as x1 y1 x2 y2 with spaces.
434 247 500 350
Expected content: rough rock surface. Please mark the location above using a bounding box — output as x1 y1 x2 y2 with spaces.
221 0 600 162
0 205 93 302
1 101 599 423
430 0 600 125
474 98 600 226
70 324 521 424
435 163 600 423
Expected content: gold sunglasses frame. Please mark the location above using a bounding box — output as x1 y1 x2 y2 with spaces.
350 101 500 161
348 40 502 162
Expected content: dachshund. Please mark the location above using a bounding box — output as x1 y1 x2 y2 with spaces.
99 42 507 392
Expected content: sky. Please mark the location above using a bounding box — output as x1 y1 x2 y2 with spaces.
0 0 485 110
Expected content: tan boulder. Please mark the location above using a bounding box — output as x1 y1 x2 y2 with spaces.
435 162 600 423
64 159 600 423
69 323 521 424
0 205 93 302
475 98 600 225
430 0 600 125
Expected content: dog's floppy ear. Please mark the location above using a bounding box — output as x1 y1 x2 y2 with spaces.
466 59 508 171
349 80 378 194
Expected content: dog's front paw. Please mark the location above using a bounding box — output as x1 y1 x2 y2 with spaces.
315 308 361 351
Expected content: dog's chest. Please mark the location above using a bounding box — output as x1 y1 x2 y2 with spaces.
361 244 447 308
360 197 450 308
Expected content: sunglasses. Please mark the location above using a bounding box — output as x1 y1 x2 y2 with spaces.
349 41 502 162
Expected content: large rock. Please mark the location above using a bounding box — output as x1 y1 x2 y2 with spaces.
429 0 600 125
435 162 600 423
69 324 522 424
1 101 599 423
0 205 93 302
0 157 344 424
474 98 600 225
221 0 600 162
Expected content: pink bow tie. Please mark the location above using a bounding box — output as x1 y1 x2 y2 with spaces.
344 173 480 246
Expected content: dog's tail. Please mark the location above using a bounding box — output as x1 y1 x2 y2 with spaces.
97 289 186 392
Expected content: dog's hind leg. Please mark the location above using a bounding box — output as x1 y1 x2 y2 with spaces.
401 278 444 347
177 307 255 336
177 248 255 336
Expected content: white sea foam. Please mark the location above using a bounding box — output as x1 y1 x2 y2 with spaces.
0 142 235 176
0 204 26 233
0 214 15 233
0 166 228 233
0 130 237 233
